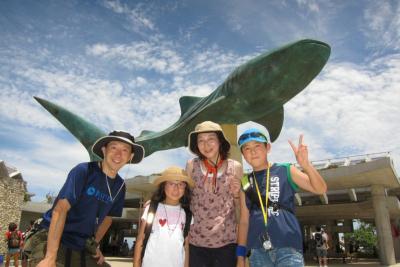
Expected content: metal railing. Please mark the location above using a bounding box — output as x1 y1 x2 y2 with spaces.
310 152 391 170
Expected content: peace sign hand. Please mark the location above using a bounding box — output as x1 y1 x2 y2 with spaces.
288 134 310 169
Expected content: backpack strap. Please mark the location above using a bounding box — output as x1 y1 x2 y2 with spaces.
241 174 262 210
141 201 159 260
183 207 192 246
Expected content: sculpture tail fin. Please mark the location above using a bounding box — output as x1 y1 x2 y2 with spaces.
34 96 106 161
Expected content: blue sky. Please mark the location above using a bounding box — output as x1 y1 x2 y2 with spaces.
1 0 399 201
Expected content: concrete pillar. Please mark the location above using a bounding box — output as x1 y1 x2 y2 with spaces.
392 218 400 260
371 184 396 265
220 124 242 163
330 220 339 257
343 219 353 231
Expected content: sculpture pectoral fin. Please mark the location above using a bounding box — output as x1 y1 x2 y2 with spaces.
179 96 203 115
253 106 284 142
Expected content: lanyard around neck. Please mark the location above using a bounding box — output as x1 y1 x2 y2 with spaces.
100 162 125 202
253 163 271 226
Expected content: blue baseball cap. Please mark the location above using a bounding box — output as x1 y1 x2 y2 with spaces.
238 128 269 148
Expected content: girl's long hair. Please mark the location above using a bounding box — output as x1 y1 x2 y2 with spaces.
8 222 17 232
150 182 191 210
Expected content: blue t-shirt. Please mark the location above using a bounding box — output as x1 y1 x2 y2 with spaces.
246 163 303 252
41 162 126 250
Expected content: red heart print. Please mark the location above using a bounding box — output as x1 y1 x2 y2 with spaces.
159 218 167 226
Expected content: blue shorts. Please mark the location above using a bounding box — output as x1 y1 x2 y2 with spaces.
8 248 20 255
249 247 304 267
316 248 328 257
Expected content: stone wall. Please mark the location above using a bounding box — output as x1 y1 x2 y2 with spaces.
0 161 26 255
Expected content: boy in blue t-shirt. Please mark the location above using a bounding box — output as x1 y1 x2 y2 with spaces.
27 131 145 267
235 128 327 267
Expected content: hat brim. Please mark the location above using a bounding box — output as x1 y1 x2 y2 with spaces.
188 130 231 155
153 174 195 188
92 136 145 164
238 136 268 148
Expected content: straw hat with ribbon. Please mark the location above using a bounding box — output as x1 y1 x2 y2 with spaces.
153 166 195 188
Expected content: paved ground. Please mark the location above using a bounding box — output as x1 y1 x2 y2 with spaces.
101 257 400 267
2 257 400 266
105 257 132 267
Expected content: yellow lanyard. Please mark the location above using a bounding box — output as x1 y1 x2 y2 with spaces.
253 163 270 226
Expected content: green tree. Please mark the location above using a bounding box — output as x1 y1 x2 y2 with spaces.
344 220 377 255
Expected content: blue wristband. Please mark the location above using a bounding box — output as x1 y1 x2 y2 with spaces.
236 245 246 257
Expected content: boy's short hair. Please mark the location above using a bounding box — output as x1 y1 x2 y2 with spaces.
238 128 269 149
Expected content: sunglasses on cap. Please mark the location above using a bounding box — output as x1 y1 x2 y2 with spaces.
238 132 268 146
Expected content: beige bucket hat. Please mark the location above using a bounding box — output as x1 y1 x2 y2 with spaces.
187 121 230 155
153 166 195 188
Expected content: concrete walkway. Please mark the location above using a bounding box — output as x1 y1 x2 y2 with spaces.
2 257 400 267
101 257 400 267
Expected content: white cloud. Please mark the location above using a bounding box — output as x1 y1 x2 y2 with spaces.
363 1 400 50
1 35 252 144
221 0 335 46
178 17 208 42
0 67 138 131
282 55 400 168
296 0 320 13
2 0 400 202
122 147 189 179
3 39 399 166
0 126 88 199
102 0 156 32
0 122 191 200
89 44 109 55
0 84 61 129
86 41 186 75
238 53 400 175
86 38 253 88
127 76 148 88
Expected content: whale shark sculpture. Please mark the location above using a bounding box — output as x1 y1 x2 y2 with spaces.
35 39 330 160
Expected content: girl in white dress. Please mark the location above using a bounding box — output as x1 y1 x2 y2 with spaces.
134 166 194 267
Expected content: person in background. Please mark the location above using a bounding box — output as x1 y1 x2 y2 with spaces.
5 222 23 267
21 220 35 267
314 226 329 267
